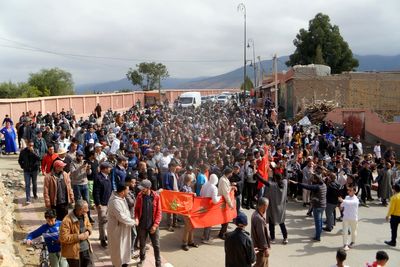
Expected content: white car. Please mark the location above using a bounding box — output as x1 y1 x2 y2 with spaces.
217 94 229 104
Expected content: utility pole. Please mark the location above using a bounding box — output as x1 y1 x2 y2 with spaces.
273 54 278 111
237 3 246 95
257 56 262 88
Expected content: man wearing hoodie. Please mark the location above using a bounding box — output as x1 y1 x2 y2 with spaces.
200 174 221 244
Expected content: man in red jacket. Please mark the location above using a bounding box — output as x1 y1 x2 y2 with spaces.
134 179 162 267
41 144 58 174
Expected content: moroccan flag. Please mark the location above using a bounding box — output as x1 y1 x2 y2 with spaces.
189 191 237 228
160 190 194 215
160 190 237 228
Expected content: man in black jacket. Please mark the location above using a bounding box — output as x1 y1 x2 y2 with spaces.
324 173 341 232
230 163 244 214
93 161 113 248
18 140 40 204
225 212 255 267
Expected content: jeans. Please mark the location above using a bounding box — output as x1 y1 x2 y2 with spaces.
138 227 161 267
269 222 288 240
48 252 68 267
203 227 211 241
325 203 337 230
72 184 91 218
313 207 325 240
390 215 400 245
235 194 241 214
87 180 94 206
24 170 38 202
66 250 93 267
258 185 265 199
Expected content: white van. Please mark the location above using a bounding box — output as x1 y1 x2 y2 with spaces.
178 92 201 108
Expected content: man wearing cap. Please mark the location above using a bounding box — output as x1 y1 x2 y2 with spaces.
108 133 120 155
94 143 107 163
41 144 59 174
225 212 255 267
135 180 162 267
93 161 113 248
70 150 94 223
43 160 74 221
218 167 236 239
56 147 73 174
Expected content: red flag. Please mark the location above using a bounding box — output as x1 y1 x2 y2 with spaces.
160 190 237 228
160 190 194 215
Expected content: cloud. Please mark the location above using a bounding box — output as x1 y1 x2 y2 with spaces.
0 0 398 84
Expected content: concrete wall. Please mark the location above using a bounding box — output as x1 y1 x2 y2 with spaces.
0 89 238 121
326 108 400 153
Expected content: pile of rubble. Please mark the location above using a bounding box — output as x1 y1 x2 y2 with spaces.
0 170 24 267
294 101 336 124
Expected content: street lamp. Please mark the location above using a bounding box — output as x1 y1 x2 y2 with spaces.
247 38 256 89
237 3 246 94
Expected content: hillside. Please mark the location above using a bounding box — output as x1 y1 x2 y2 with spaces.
75 54 399 93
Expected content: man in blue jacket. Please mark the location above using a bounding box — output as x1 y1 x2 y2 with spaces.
93 161 113 247
162 162 179 232
25 209 68 267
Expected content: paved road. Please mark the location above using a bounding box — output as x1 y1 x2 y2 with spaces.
4 155 400 267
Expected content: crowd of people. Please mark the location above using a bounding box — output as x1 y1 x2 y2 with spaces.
2 95 397 267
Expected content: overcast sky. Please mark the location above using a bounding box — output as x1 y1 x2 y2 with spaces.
0 0 398 85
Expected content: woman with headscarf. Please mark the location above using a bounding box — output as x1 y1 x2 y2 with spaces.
0 121 18 154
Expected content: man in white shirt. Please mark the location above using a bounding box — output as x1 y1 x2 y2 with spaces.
95 143 107 163
339 186 359 251
373 141 382 162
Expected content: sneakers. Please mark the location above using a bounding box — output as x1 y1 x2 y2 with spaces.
343 245 350 251
181 244 189 251
323 227 332 232
282 238 288 245
25 201 31 205
201 239 214 244
384 240 396 247
270 239 276 244
349 242 355 248
168 226 175 232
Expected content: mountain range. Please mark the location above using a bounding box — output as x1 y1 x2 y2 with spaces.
75 54 400 94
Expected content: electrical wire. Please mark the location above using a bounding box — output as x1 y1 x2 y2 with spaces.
0 36 242 63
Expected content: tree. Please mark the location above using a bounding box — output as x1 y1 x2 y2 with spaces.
0 82 43 98
286 13 359 74
126 62 169 91
28 67 74 96
240 76 254 91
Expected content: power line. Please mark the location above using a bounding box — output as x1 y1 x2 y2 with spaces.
0 37 242 63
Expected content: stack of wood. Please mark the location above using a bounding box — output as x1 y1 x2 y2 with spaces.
294 100 336 124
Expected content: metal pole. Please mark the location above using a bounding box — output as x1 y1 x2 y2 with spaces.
252 41 256 89
274 54 278 111
237 3 246 94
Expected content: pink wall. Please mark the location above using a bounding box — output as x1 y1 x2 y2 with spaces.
326 108 400 145
0 89 238 122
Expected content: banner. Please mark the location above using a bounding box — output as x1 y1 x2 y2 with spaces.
160 190 237 228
